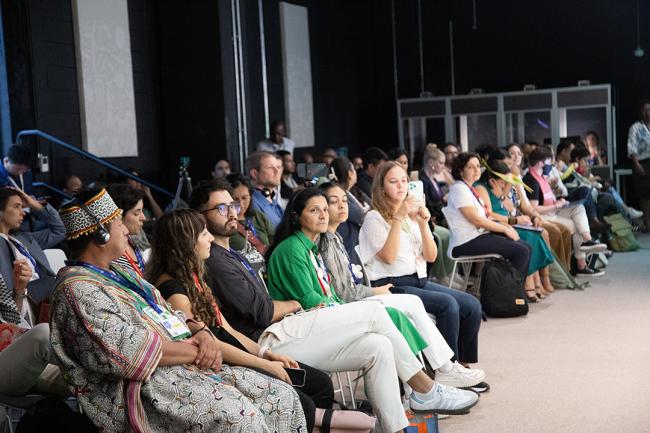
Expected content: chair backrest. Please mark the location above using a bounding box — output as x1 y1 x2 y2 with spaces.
141 248 151 263
43 249 67 274
440 207 457 259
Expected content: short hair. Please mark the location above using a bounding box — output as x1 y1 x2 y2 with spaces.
388 147 408 161
475 143 498 160
188 178 232 211
443 142 459 152
0 188 22 211
486 148 508 162
6 145 31 165
527 147 553 167
570 145 590 162
105 183 145 213
245 151 275 174
276 150 291 159
451 152 480 180
556 140 573 155
362 147 388 167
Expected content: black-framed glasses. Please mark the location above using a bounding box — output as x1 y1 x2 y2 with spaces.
202 202 241 216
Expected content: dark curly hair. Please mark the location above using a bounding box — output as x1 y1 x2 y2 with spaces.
105 183 146 213
450 152 480 180
146 209 218 326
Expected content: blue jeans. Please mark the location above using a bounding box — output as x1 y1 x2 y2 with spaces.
371 274 482 364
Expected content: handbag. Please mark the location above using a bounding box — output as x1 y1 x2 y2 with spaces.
313 408 376 433
404 410 439 433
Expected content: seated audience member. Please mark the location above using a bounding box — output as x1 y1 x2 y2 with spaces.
359 162 486 378
0 145 34 194
148 209 333 433
257 119 295 154
320 148 338 165
0 269 67 397
247 151 286 227
507 144 573 269
223 175 273 268
352 155 364 171
329 156 370 261
107 183 148 275
442 143 460 179
62 175 83 196
357 147 388 198
442 153 532 280
0 188 65 304
124 168 164 219
191 181 479 433
52 188 306 433
474 160 555 301
277 150 299 199
300 152 315 164
210 159 231 179
389 148 410 173
523 147 606 276
584 130 606 166
319 182 485 390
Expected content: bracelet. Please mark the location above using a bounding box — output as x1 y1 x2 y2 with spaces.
258 345 269 359
508 216 516 225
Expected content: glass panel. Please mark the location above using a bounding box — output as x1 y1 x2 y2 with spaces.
505 111 552 147
566 107 608 166
455 114 497 152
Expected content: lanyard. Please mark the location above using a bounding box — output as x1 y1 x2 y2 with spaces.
333 235 362 285
244 218 258 238
192 273 223 327
66 260 162 314
464 182 491 217
308 250 333 299
228 248 259 282
9 238 38 272
124 239 145 277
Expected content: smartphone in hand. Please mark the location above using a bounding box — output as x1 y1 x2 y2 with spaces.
285 368 306 387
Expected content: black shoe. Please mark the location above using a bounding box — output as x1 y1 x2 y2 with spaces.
462 381 490 394
575 266 604 277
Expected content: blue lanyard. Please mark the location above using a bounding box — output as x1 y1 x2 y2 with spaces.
66 260 162 313
10 238 38 272
128 238 146 272
228 248 259 282
244 218 259 238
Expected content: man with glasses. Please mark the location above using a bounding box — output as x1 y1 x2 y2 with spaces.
246 151 286 227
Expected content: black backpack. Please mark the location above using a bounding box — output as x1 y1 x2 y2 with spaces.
480 258 528 318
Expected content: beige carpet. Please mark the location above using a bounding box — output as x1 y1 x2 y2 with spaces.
443 233 650 433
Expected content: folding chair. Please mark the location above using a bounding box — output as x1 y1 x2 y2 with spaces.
43 249 67 274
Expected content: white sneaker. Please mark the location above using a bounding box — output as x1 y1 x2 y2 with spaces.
435 362 485 388
410 382 479 415
627 207 644 219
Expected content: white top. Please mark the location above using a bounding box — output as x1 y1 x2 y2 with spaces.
444 181 487 249
257 137 296 154
627 121 650 160
358 210 427 281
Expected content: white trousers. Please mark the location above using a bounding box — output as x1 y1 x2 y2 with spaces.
546 205 590 259
365 294 454 369
258 301 422 433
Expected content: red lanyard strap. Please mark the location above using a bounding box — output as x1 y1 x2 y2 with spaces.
464 182 491 217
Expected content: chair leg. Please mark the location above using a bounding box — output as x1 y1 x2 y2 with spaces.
345 372 356 409
449 261 458 288
334 372 348 407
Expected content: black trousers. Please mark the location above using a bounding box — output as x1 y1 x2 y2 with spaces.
452 233 532 278
213 326 334 432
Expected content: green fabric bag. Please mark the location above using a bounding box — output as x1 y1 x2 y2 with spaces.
603 213 640 252
548 251 589 290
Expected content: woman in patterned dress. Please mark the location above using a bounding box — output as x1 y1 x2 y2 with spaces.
50 188 306 433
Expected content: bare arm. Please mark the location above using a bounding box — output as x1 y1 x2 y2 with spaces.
529 199 563 215
271 300 301 322
375 217 405 265
458 205 519 240
143 187 165 219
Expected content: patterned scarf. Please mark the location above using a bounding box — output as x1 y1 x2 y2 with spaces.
0 274 21 325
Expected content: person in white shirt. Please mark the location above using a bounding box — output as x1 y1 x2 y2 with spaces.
627 100 650 231
257 120 296 154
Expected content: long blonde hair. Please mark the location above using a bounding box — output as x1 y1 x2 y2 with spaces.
370 160 407 222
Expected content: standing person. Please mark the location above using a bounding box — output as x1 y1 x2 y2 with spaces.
357 147 388 198
0 188 65 304
148 209 332 433
318 182 485 390
277 150 299 199
107 183 148 276
247 151 286 227
124 168 165 220
257 120 296 154
52 188 307 433
192 181 479 433
358 162 486 380
584 131 605 166
627 100 650 231
0 145 33 194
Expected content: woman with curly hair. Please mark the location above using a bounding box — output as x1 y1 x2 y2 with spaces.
147 209 332 433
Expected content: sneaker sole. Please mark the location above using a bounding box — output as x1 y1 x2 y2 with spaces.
575 271 605 277
580 245 607 253
411 398 479 415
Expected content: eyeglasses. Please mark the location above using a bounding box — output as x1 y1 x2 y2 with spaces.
202 202 241 216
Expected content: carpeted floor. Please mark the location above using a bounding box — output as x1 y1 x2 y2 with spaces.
442 233 650 433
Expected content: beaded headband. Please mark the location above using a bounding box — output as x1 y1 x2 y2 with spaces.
59 189 122 239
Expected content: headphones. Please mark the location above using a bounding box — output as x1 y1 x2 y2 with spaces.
75 200 111 245
258 188 274 199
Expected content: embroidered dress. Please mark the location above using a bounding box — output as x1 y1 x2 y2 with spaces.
49 264 306 433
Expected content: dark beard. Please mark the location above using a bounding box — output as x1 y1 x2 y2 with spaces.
207 217 237 237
